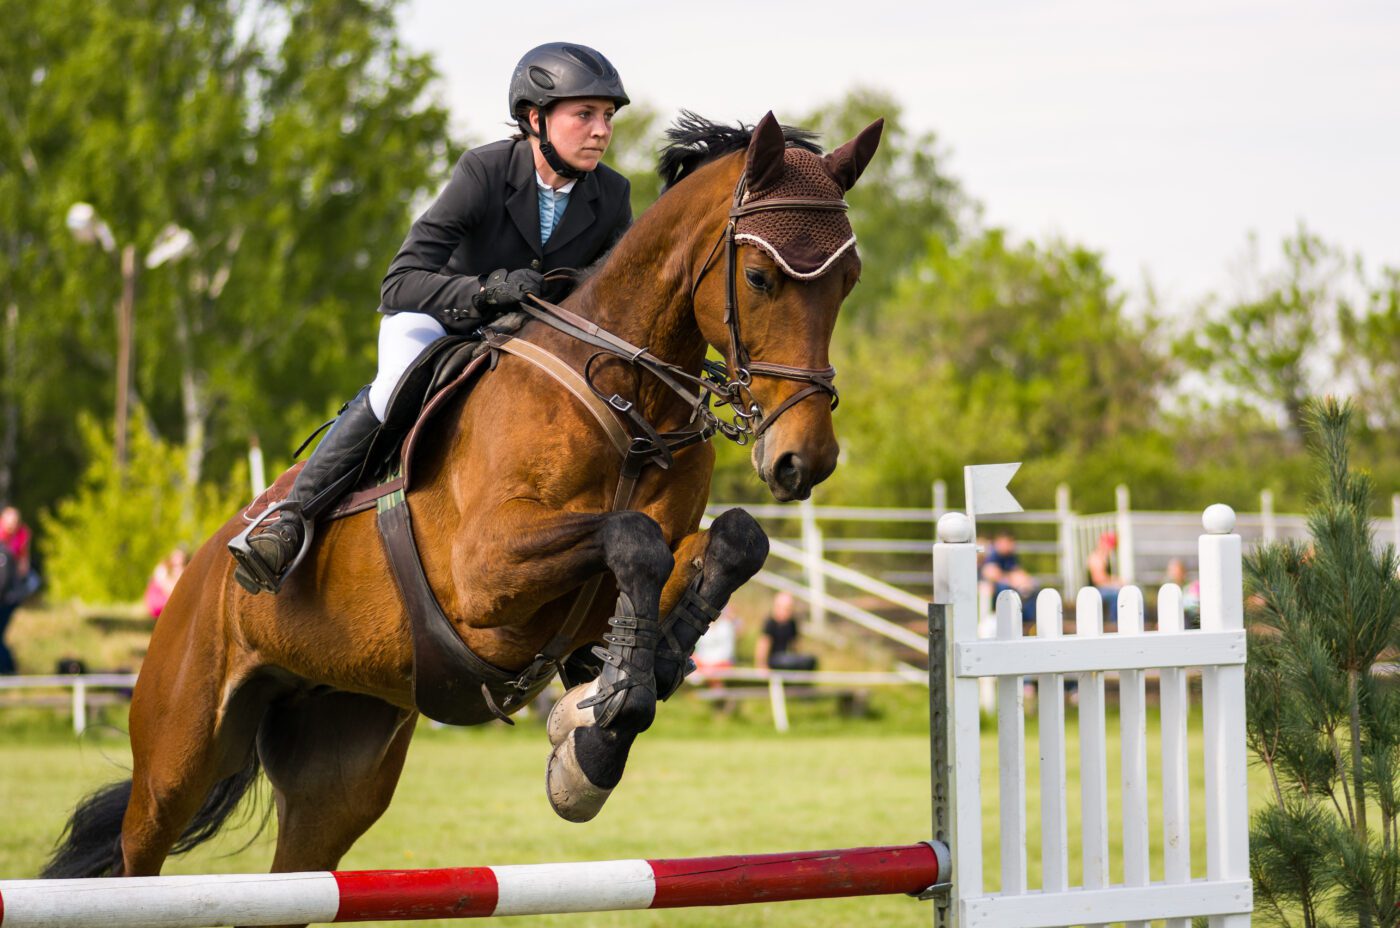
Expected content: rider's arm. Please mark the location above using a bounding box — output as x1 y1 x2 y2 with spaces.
380 151 491 316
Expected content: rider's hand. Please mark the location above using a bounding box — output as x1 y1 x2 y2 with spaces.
472 267 545 311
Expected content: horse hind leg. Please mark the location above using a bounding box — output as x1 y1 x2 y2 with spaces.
258 690 415 880
546 510 674 823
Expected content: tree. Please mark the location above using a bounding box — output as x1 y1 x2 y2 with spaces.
1245 399 1400 927
0 0 450 524
1178 226 1352 438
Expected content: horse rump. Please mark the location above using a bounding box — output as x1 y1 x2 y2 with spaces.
41 751 263 878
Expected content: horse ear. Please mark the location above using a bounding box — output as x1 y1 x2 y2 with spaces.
823 117 885 192
744 111 787 193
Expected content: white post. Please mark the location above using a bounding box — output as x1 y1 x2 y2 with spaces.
1118 587 1149 928
1035 589 1069 896
799 498 827 636
1260 489 1276 543
1076 586 1109 928
1199 504 1250 928
248 438 267 497
1392 493 1399 554
1115 484 1136 585
934 512 983 914
933 479 948 520
768 676 789 734
1056 483 1075 600
1158 583 1192 928
72 678 87 735
995 591 1027 897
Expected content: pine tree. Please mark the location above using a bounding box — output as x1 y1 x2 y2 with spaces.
1246 397 1400 927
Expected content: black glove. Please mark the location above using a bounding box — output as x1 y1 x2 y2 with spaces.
472 267 544 311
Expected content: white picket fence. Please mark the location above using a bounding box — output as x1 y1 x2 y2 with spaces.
931 505 1251 927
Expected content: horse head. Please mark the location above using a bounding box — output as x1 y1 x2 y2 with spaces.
691 111 884 501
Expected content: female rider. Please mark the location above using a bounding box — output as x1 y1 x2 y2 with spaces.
231 42 633 594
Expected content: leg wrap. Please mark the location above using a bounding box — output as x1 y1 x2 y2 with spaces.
578 593 659 729
655 576 722 700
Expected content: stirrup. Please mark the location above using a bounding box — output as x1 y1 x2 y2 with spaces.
228 500 315 594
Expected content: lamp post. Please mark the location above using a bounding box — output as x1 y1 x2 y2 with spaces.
66 204 193 474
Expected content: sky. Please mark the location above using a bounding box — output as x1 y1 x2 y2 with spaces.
399 0 1399 309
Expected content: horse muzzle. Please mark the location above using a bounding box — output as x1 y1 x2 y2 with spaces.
753 430 838 502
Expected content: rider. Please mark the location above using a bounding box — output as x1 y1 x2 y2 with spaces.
230 42 633 594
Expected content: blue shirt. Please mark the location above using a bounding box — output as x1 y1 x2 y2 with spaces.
536 172 575 245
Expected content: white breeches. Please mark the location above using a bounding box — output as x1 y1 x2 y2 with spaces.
368 311 448 421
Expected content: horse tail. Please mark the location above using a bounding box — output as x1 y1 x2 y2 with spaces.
41 752 263 878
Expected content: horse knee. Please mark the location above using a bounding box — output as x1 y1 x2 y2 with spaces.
704 508 769 589
600 511 673 596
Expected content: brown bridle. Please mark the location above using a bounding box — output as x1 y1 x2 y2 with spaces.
690 173 846 442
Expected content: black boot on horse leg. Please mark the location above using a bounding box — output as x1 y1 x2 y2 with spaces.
653 508 769 699
546 511 673 823
229 387 382 595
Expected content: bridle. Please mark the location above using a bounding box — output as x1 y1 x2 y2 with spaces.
689 173 846 443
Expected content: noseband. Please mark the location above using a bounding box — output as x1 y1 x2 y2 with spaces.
691 174 846 442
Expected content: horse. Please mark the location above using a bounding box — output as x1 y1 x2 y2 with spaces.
43 110 884 900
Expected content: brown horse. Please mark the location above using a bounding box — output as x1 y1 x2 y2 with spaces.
43 111 883 896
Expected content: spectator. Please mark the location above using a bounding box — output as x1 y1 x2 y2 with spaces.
1165 557 1201 628
1086 530 1123 619
692 606 739 685
980 530 1038 624
754 591 817 671
144 548 188 620
0 506 39 675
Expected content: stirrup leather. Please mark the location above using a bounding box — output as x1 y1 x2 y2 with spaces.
228 500 315 594
578 595 660 728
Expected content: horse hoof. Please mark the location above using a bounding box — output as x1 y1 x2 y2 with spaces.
547 680 598 748
546 731 613 823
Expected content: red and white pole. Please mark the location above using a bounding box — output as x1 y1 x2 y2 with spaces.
0 843 946 928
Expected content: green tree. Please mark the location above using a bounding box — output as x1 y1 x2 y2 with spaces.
1340 265 1400 429
1245 399 1400 927
1178 226 1351 437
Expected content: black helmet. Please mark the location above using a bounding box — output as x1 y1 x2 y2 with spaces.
508 43 629 121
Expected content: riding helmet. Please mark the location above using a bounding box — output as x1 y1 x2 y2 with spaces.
508 43 630 123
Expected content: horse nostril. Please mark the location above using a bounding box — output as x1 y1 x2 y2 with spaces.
774 452 805 492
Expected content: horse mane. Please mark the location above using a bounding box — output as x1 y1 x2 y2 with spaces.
656 110 823 191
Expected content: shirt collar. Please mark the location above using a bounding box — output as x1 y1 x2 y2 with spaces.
536 171 576 196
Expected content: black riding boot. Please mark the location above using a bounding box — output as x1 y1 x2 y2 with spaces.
229 387 382 594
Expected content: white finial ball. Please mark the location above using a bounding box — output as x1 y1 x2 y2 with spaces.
937 512 974 544
1203 503 1236 534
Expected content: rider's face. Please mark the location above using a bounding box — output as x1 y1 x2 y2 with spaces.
531 98 615 176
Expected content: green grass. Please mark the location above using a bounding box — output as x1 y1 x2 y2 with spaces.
0 689 1269 928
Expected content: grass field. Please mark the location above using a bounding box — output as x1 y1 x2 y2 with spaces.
0 686 1268 928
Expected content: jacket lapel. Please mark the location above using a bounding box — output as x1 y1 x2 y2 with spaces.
543 170 597 256
505 141 543 258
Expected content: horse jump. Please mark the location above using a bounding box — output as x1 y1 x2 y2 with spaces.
3 503 1253 927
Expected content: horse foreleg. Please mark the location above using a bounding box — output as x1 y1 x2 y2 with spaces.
545 509 673 823
652 507 769 698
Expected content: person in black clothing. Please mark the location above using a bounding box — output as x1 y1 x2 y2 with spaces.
755 591 817 672
231 42 633 594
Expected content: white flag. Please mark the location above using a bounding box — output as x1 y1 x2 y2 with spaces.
964 462 1023 524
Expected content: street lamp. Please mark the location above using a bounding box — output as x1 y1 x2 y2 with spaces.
66 203 194 474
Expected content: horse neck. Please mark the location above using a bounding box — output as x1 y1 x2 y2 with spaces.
563 162 737 423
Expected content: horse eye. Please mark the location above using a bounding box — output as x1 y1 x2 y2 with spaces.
744 268 771 292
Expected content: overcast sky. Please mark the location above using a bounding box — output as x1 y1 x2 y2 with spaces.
400 0 1398 308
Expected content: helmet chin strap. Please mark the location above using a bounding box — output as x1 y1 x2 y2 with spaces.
534 108 586 181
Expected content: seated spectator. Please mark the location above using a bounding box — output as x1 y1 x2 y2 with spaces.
1165 557 1201 628
144 548 188 620
692 606 739 685
979 530 1038 624
1086 530 1123 620
754 591 817 672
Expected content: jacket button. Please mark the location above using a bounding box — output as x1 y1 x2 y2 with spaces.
530 259 541 270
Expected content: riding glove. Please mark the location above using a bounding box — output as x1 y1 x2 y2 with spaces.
474 268 544 310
